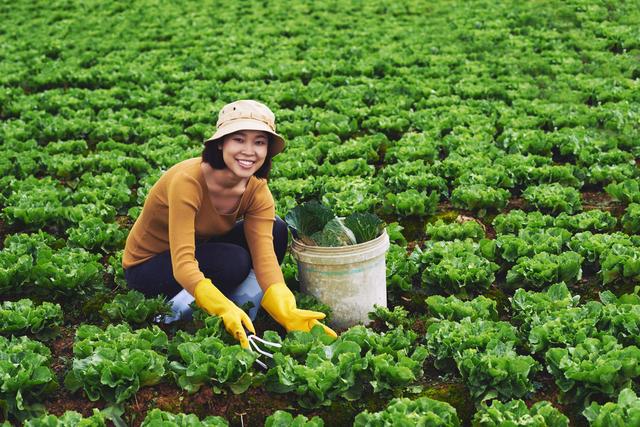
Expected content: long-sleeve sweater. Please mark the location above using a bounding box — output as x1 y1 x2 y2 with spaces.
122 157 284 293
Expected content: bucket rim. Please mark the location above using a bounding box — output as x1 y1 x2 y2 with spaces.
291 228 389 254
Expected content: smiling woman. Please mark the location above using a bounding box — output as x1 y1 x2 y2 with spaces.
121 100 336 348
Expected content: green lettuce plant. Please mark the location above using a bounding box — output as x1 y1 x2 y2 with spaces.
354 397 460 427
583 388 640 427
265 410 324 427
472 399 568 427
140 408 228 426
0 298 63 340
64 324 168 404
0 336 58 421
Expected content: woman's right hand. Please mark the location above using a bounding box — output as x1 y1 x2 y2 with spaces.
193 278 255 349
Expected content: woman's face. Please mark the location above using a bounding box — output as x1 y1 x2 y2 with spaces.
220 130 269 179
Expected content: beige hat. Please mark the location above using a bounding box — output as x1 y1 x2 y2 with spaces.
204 100 286 156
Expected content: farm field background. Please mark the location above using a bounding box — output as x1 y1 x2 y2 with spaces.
1 0 639 426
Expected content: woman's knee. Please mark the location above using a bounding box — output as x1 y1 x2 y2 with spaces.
197 243 252 289
274 215 289 264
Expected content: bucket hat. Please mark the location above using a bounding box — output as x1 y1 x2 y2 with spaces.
204 100 285 156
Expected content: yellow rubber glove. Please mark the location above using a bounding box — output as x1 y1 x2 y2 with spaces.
194 278 255 349
261 282 337 339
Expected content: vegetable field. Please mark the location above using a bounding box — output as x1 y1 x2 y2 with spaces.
1 0 639 425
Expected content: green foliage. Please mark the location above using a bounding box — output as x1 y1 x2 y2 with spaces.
546 334 640 404
342 213 384 244
495 227 571 263
64 324 168 404
368 304 411 328
457 340 540 402
492 210 555 235
450 184 510 214
425 219 486 241
264 325 427 408
23 409 107 427
0 335 57 421
605 179 640 204
426 294 498 322
285 201 335 243
67 216 128 253
286 201 383 246
621 203 640 234
522 183 582 214
382 189 439 217
506 251 583 290
385 222 407 245
419 241 499 297
100 290 172 325
0 298 63 340
583 388 640 427
554 210 617 233
0 231 104 298
473 399 568 427
168 316 257 394
354 397 460 427
599 244 640 285
385 244 420 292
140 408 228 426
425 318 519 367
265 410 324 427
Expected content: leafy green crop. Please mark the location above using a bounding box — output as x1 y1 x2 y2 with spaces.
546 334 640 405
0 335 58 421
23 409 107 427
0 298 63 340
100 290 172 325
450 184 510 214
506 251 583 290
64 324 168 404
522 183 582 214
285 201 383 247
426 318 519 368
264 325 427 408
425 219 486 242
140 408 228 426
168 316 257 394
599 244 640 285
354 397 460 427
0 231 104 298
495 227 571 264
456 340 540 402
492 210 555 235
419 241 499 297
426 294 498 322
583 388 640 427
385 244 420 292
472 399 568 427
621 203 640 235
265 410 324 427
382 189 439 217
67 216 128 253
605 179 640 204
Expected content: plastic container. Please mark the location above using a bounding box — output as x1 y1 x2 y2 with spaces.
290 229 390 329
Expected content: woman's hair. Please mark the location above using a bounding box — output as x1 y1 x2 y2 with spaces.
201 134 273 179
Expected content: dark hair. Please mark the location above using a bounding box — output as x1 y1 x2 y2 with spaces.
201 134 273 179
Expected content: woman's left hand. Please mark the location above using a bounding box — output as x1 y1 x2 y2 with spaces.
261 282 338 338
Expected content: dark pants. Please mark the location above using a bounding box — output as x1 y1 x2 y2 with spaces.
124 216 288 300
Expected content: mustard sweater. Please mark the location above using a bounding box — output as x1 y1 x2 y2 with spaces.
122 157 284 293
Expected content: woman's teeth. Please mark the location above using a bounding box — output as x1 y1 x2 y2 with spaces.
238 159 255 167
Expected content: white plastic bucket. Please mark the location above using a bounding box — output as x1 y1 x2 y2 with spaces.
290 229 390 329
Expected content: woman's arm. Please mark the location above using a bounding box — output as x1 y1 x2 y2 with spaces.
167 172 206 295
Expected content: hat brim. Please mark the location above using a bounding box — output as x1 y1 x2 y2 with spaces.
204 119 285 156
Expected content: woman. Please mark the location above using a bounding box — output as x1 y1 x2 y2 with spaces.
122 99 336 348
